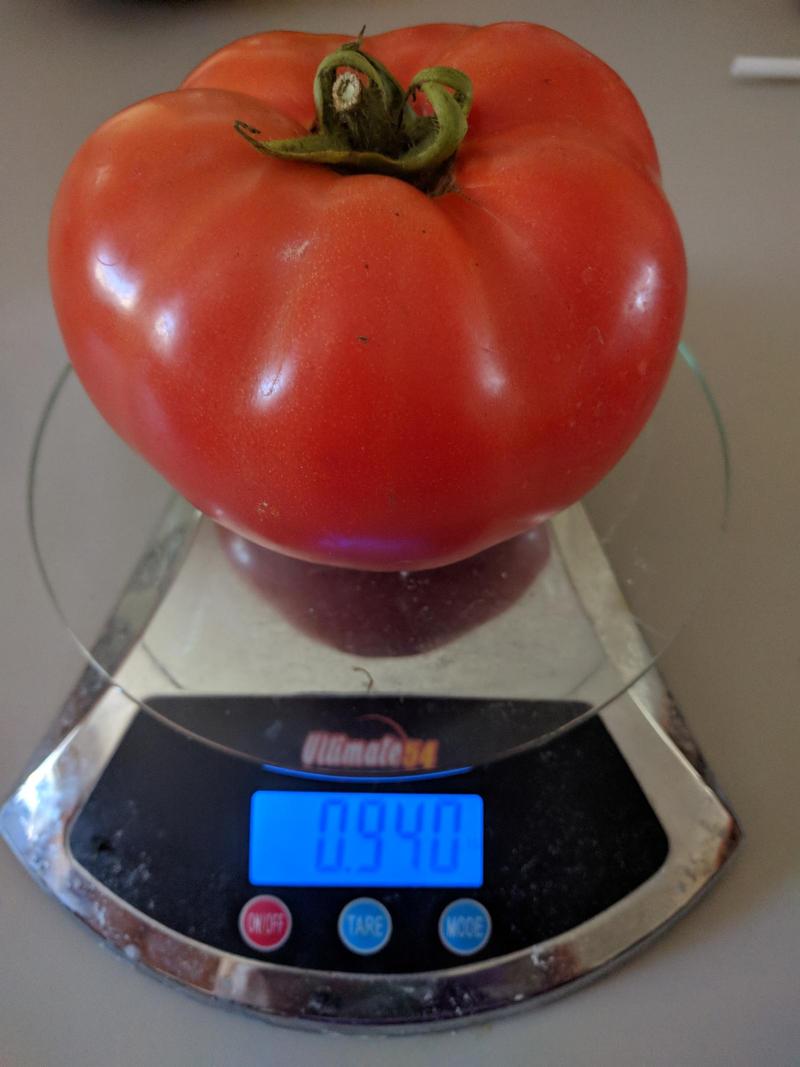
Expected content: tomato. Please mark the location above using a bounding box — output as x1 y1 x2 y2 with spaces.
49 22 685 571
219 524 550 657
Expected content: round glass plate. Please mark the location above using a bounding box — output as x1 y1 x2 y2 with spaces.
29 344 728 774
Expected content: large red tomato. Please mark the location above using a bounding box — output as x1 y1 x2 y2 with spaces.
49 23 685 571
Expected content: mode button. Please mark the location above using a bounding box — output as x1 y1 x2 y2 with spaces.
438 898 491 956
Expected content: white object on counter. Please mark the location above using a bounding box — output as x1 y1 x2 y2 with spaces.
730 55 800 79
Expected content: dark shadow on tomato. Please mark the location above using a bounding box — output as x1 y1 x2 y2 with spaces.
217 524 550 657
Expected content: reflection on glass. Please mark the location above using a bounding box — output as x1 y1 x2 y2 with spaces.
219 524 551 657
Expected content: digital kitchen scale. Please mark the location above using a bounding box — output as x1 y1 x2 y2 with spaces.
2 345 740 1032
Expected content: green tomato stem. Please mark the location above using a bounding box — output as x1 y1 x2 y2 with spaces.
234 37 473 186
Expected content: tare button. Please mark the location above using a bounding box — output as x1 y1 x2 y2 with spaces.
238 895 292 952
338 898 392 955
438 898 492 956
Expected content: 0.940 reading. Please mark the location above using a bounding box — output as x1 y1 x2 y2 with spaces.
316 796 466 876
249 791 484 888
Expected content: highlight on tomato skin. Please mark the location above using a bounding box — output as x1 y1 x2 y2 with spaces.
48 23 686 572
218 524 551 657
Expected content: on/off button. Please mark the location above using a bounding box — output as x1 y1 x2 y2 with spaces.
238 895 292 952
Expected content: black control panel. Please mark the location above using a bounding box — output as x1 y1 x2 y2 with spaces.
69 696 668 973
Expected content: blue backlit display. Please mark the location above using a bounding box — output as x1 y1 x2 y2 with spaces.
249 791 484 888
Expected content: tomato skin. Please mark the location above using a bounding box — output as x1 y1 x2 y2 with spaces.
49 23 685 571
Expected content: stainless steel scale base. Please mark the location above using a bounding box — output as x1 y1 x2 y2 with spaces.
1 497 741 1032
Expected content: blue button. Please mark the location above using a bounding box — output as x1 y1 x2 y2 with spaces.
338 898 392 956
438 899 492 956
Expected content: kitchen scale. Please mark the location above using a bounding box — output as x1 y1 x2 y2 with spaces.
2 344 740 1032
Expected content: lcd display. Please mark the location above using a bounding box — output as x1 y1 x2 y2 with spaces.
249 790 484 888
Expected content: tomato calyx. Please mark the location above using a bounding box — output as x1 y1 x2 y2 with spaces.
234 36 473 191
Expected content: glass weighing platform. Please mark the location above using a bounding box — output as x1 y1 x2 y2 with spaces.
1 344 740 1032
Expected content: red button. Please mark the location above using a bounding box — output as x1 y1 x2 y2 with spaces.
238 895 292 952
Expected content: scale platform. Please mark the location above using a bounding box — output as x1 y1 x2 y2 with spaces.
2 346 740 1032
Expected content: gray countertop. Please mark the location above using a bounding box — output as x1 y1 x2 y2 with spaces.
1 1 798 1064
